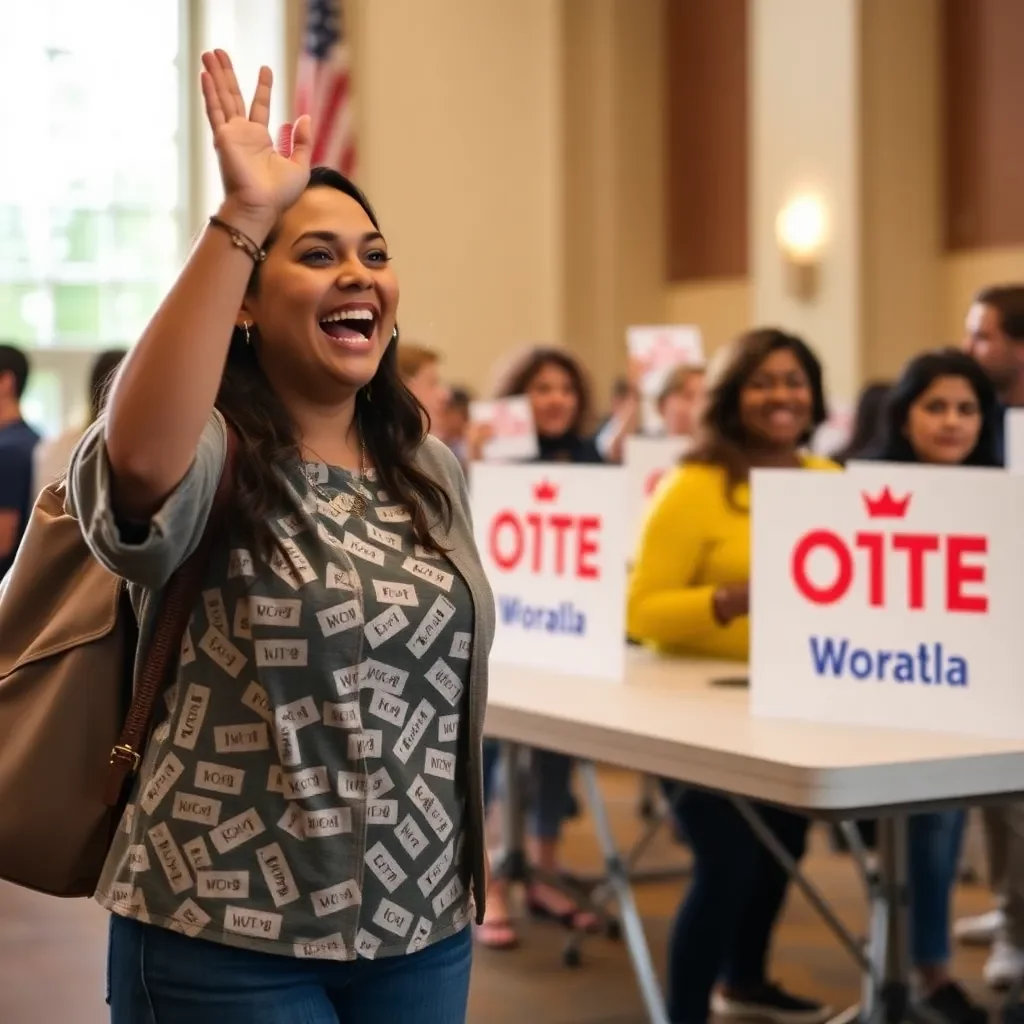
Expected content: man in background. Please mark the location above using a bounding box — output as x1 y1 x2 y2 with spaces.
0 345 40 579
958 283 1024 987
963 283 1024 462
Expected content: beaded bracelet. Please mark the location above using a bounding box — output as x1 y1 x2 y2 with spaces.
208 215 267 264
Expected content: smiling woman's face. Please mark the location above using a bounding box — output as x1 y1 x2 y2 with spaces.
244 186 400 400
904 374 982 465
737 346 813 448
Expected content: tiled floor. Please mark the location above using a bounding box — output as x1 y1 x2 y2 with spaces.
0 769 997 1023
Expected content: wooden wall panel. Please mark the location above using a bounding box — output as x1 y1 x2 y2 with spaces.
943 0 1024 250
664 0 749 282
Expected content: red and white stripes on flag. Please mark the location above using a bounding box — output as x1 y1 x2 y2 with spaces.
294 0 356 177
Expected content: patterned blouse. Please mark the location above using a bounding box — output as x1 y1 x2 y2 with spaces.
96 456 475 961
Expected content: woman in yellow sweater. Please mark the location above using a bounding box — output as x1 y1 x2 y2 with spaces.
628 328 837 1024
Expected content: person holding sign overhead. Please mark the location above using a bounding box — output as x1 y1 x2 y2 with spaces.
628 328 835 1024
855 348 998 1024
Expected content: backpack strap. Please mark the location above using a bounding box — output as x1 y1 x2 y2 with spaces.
103 425 239 807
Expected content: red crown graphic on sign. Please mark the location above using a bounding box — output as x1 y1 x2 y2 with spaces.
861 487 911 518
533 480 559 503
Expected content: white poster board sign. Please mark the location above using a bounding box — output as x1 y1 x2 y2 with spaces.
751 464 1024 739
468 396 539 462
627 325 704 434
470 463 627 680
624 435 691 556
1005 409 1024 474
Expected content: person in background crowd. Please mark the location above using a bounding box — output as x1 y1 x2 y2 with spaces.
438 386 472 464
397 341 449 435
474 345 604 950
654 364 706 438
594 374 639 463
956 284 1024 983
598 375 634 433
861 348 998 1024
628 328 835 1024
829 380 891 465
962 283 1024 461
0 345 40 579
33 348 127 495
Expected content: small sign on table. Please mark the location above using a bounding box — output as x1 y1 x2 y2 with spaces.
470 463 627 680
623 435 691 557
751 464 1024 739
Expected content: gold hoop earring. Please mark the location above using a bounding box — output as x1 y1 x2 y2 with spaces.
243 321 252 346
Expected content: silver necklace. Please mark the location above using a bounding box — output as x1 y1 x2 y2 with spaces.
303 433 369 519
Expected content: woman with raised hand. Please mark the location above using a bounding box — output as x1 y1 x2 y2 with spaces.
67 50 493 1024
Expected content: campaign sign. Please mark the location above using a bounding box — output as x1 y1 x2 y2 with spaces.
626 324 704 380
750 465 1024 739
624 435 691 557
627 325 704 434
468 397 539 462
470 463 627 681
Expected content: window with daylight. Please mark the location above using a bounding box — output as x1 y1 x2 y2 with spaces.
0 1 187 430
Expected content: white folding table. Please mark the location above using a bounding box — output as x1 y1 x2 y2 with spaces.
486 649 1024 1024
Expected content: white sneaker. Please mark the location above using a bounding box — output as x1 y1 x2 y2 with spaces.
984 938 1024 990
954 908 1004 946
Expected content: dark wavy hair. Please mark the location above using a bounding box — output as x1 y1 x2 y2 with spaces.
215 167 451 557
830 380 891 465
493 345 593 437
865 347 1001 467
88 349 128 423
686 327 828 505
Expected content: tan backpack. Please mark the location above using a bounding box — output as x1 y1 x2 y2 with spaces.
0 437 235 897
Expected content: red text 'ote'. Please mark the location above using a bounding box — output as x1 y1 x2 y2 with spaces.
489 509 602 579
790 529 988 613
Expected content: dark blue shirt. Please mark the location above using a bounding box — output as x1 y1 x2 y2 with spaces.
535 432 604 465
0 419 40 577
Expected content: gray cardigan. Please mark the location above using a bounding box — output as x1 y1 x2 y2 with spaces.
66 409 495 922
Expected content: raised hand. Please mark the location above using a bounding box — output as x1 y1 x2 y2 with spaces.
200 49 312 224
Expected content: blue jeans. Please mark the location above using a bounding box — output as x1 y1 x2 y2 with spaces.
662 786 809 1024
908 810 965 967
107 914 472 1024
481 738 574 840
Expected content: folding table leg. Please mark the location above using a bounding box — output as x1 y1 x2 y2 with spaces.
578 759 670 1024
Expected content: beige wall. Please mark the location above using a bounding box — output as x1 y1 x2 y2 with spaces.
944 248 1024 343
663 280 750 357
349 0 564 397
859 0 943 380
302 0 1018 408
749 0 862 402
562 0 665 398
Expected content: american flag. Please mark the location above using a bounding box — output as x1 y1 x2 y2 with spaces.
295 0 356 176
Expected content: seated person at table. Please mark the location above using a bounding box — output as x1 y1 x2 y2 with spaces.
628 328 835 1024
473 345 606 949
857 348 999 1024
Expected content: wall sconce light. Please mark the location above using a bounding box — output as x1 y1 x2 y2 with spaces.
775 193 827 300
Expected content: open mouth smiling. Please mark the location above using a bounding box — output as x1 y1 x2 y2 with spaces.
318 304 379 345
